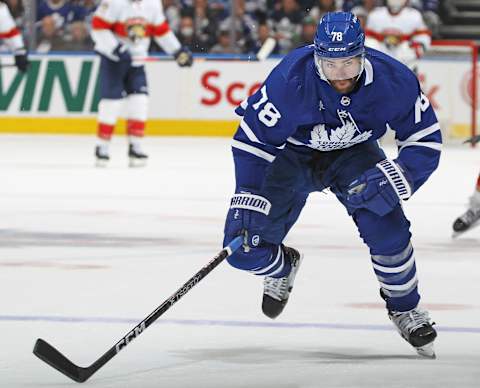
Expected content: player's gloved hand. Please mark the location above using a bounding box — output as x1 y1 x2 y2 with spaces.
223 191 271 251
345 159 413 217
14 49 29 73
173 46 193 67
112 44 131 63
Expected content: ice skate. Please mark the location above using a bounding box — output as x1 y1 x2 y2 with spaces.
128 143 148 167
452 205 480 237
389 307 437 359
262 246 303 319
95 144 110 167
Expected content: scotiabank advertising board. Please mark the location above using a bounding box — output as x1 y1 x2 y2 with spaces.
0 53 476 137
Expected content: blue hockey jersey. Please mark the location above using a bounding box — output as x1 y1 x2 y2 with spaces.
232 45 442 194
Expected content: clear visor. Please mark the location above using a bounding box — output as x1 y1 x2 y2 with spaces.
315 54 364 81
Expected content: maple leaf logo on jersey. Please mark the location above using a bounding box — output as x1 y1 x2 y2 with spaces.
308 110 372 151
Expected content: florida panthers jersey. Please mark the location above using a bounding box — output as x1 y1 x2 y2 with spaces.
232 45 442 194
91 0 180 60
365 7 431 64
0 2 24 51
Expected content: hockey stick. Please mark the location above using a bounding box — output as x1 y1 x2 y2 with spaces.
463 134 480 146
0 63 17 68
33 236 244 383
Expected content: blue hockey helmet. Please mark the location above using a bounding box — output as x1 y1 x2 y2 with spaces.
314 12 365 82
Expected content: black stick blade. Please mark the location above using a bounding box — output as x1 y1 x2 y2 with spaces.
33 338 91 383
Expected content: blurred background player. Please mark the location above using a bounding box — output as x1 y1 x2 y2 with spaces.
453 173 480 235
364 0 431 69
0 0 29 72
453 134 480 235
91 0 193 167
223 12 441 358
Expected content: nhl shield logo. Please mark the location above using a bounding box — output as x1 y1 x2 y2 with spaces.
340 96 351 106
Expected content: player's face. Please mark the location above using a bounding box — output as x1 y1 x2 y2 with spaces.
315 54 364 94
318 55 363 81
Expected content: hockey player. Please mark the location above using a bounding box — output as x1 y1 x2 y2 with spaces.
223 12 441 357
453 135 480 235
0 1 29 73
91 0 193 167
453 173 480 234
365 0 431 67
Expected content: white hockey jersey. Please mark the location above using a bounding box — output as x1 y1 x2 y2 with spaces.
91 0 181 61
365 6 431 65
0 2 24 51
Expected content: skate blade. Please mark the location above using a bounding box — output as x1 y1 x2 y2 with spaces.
416 343 436 359
95 159 109 168
129 157 147 168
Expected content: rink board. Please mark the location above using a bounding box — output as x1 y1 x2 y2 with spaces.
0 53 477 138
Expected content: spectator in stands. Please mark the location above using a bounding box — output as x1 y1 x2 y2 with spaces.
164 0 181 33
177 13 205 52
210 27 242 54
219 0 257 53
350 0 381 29
295 15 317 46
251 21 279 55
308 0 340 21
36 0 90 52
244 0 267 19
182 0 219 52
269 0 303 54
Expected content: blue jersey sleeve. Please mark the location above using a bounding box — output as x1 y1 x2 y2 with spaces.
388 79 442 193
231 66 300 191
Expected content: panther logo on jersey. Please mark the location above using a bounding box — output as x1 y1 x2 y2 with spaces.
126 17 147 41
308 110 372 151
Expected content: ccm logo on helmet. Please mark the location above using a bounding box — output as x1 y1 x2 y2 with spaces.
328 47 347 51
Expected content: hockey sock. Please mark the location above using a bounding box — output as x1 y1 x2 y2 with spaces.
97 123 114 140
127 119 146 138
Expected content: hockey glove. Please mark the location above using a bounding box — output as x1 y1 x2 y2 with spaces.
14 49 29 73
223 191 271 251
346 159 413 217
174 46 193 67
112 44 132 63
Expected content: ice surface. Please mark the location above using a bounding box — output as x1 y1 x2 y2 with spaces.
0 135 478 387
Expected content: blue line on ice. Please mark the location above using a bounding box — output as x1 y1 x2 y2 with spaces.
1 315 479 333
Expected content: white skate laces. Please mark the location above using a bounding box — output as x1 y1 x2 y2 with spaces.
262 246 303 319
389 307 437 358
264 275 291 301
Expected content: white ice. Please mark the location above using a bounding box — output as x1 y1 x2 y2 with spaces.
0 135 479 388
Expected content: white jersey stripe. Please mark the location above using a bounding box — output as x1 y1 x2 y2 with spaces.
239 119 264 144
231 140 275 163
396 122 441 146
249 247 283 275
399 141 442 152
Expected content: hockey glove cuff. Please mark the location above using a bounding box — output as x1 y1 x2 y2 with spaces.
346 159 413 217
14 48 29 73
174 46 193 67
223 192 271 251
